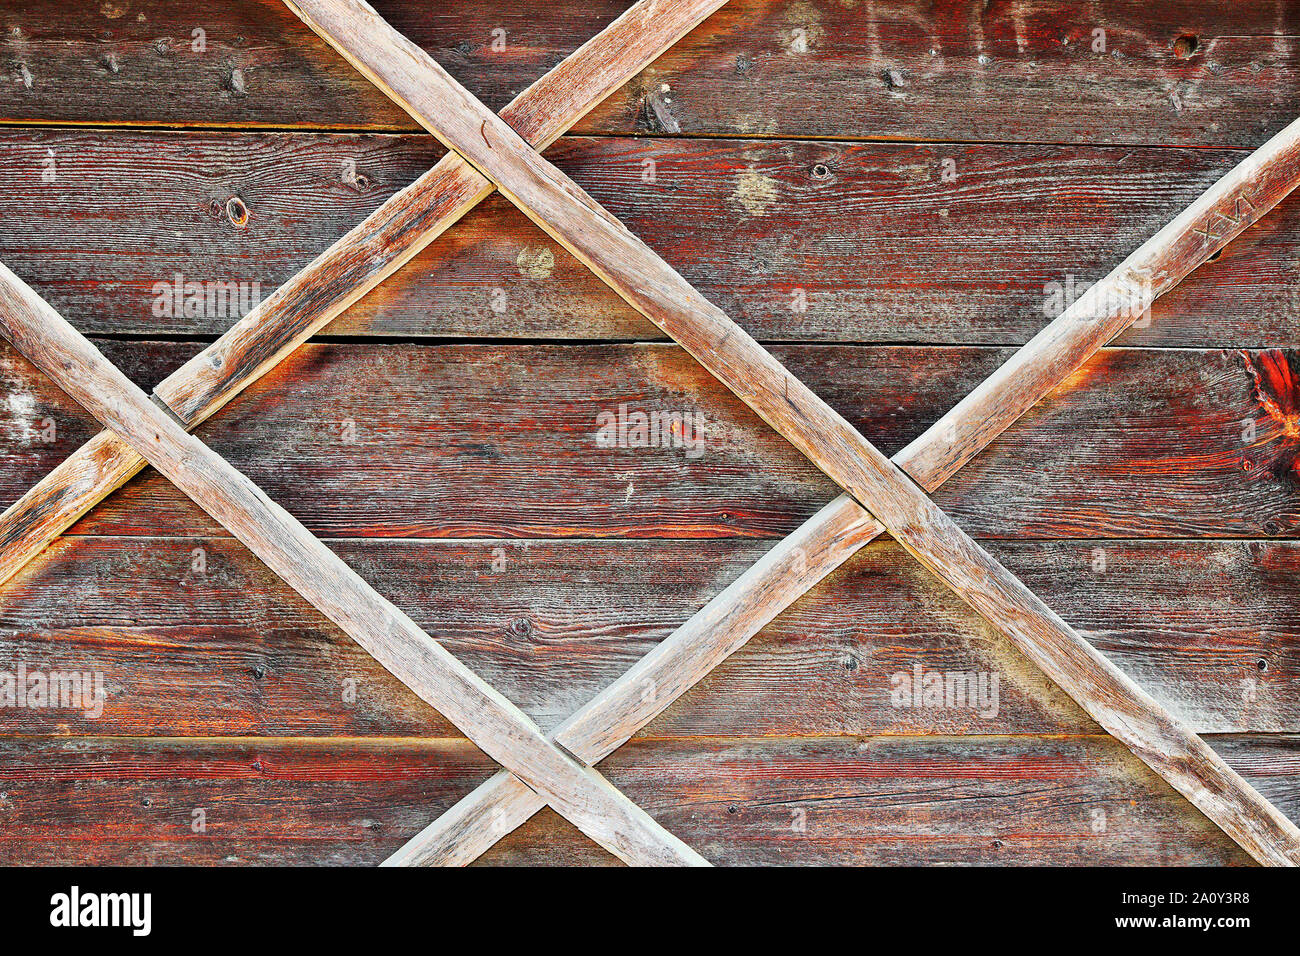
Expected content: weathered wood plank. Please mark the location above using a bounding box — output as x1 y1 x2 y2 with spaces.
3 341 1298 542
281 0 1300 861
0 261 707 866
4 130 1298 346
2 1 1298 147
0 735 1293 866
1 536 1296 738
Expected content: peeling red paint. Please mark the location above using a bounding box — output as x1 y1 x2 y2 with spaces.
1241 349 1300 492
1241 350 1300 440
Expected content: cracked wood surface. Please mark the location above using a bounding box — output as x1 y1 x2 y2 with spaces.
0 735 1295 866
3 341 1300 542
3 535 1296 739
0 0 737 867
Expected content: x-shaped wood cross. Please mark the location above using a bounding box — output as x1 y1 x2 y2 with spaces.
1 0 1298 866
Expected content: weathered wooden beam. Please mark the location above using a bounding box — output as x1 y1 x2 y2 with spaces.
388 115 1300 865
0 0 730 590
0 261 706 867
287 0 1300 864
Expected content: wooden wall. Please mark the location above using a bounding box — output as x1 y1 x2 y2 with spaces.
1 0 1299 865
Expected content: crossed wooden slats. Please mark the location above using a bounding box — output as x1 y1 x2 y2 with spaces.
0 0 727 868
0 0 1298 866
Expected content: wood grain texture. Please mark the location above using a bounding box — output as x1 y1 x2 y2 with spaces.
0 735 1294 866
288 0 1300 862
2 1 1298 148
0 261 707 866
5 130 1300 347
5 536 1295 739
0 0 729 591
3 0 1298 870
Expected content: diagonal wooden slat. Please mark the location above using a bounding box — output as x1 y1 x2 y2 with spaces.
287 0 1300 864
0 261 706 867
387 113 1300 866
0 0 730 590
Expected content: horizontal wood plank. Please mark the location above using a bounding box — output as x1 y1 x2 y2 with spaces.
1 1 1297 148
0 536 1296 737
2 130 1297 346
1 341 1296 541
0 734 1292 865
